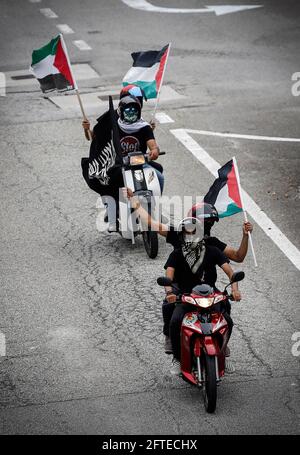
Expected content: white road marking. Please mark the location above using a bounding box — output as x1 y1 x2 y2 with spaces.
29 0 41 3
155 112 174 124
0 331 6 357
56 24 74 34
171 128 300 272
0 72 5 96
49 85 183 112
4 64 100 89
121 0 263 15
40 8 58 18
186 129 300 143
73 40 92 51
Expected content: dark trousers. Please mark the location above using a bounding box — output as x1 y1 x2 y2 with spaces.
162 300 175 337
169 303 234 361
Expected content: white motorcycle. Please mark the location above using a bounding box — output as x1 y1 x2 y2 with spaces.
118 151 164 258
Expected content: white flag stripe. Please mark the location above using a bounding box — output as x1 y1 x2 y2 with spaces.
214 184 234 214
30 54 59 79
123 62 160 83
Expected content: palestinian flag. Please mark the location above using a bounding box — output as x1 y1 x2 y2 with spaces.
122 44 170 99
204 158 243 218
30 35 76 93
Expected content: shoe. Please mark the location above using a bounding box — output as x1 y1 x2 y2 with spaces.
164 336 173 355
225 359 235 374
225 346 230 357
170 358 181 376
107 222 117 233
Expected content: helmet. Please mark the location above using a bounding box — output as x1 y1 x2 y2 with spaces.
187 202 219 236
118 95 141 124
120 85 146 108
177 217 204 247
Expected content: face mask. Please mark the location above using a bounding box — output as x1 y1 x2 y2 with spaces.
123 106 139 124
183 234 202 249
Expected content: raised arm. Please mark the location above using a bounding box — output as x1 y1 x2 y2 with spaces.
223 222 253 263
125 188 169 237
82 119 95 141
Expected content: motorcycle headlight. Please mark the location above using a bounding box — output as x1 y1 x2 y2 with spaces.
213 294 224 304
183 296 195 305
130 155 145 166
195 297 214 308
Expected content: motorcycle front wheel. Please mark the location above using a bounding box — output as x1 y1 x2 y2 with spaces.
202 354 217 413
142 230 158 259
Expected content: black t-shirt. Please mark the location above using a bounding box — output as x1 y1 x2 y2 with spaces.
166 230 226 252
164 245 229 293
165 230 227 287
118 125 154 156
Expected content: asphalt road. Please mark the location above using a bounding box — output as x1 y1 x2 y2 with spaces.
0 0 299 435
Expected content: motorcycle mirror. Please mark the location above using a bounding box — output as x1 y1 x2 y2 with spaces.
157 276 173 287
231 271 245 283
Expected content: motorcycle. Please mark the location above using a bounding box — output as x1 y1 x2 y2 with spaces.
118 150 165 258
157 271 245 413
108 95 164 258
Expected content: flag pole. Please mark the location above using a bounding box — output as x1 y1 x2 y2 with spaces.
152 42 171 121
59 34 92 141
233 156 258 267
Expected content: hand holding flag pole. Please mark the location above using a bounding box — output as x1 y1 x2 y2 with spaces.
59 34 92 141
233 157 258 267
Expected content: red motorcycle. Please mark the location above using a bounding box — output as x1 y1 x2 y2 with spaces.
157 271 244 413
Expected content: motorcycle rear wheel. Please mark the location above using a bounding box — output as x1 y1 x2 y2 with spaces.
202 354 217 413
142 230 158 258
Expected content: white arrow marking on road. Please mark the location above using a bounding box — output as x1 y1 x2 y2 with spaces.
171 128 300 272
121 0 263 15
186 129 300 142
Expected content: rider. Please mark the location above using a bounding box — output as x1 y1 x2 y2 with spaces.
162 202 252 355
81 92 163 232
165 217 242 375
126 190 252 355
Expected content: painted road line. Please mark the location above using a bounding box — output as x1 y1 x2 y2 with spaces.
155 112 174 124
40 8 58 18
0 331 6 357
186 129 300 143
29 0 41 3
73 40 92 51
122 0 263 15
171 128 300 272
56 24 74 34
